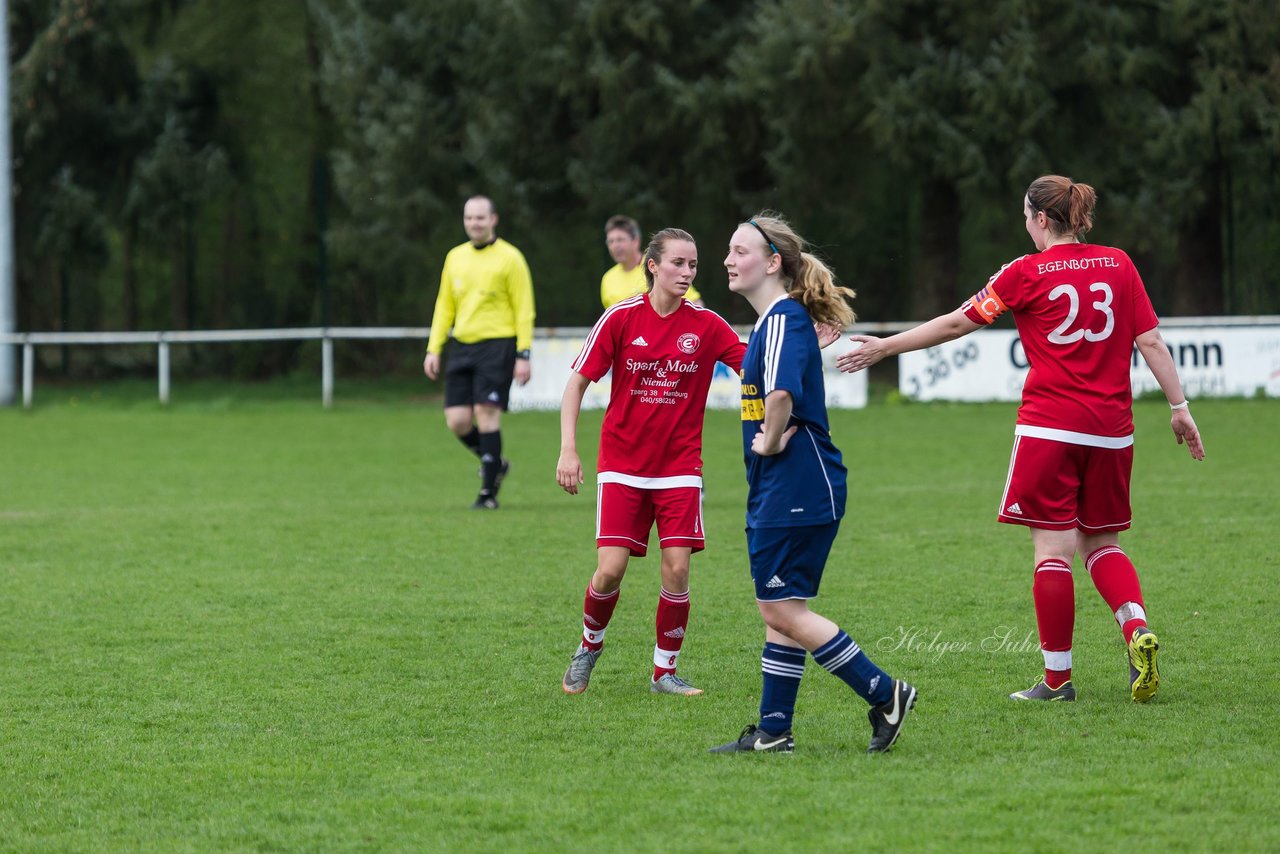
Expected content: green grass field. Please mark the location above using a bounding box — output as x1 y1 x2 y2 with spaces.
1 388 1276 851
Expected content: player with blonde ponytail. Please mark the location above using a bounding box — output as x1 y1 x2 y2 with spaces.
745 212 858 331
710 212 917 755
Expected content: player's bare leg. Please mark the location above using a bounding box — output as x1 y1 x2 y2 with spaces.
563 548 630 694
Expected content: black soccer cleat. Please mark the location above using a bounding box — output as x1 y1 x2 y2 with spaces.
709 724 794 754
867 679 917 753
471 493 499 510
1010 679 1076 702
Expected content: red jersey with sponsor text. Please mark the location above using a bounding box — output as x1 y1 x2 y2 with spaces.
573 294 746 479
961 243 1158 437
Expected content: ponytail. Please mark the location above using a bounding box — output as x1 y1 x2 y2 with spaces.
746 212 856 329
790 252 856 329
1064 182 1097 237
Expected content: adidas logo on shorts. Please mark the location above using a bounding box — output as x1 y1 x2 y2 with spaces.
1006 502 1023 515
765 576 785 589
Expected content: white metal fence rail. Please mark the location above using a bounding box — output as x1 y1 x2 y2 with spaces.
2 316 1276 409
0 327 432 409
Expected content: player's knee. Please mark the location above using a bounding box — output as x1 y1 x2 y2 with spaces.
660 563 689 592
444 410 473 435
474 405 502 432
757 604 795 637
592 564 626 592
1078 531 1119 558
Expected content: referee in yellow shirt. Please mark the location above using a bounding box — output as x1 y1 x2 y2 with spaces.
424 196 535 509
600 215 702 308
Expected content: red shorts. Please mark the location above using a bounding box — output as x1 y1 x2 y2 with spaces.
596 482 705 556
998 434 1133 533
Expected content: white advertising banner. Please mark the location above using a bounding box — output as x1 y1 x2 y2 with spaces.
510 333 868 411
898 326 1280 402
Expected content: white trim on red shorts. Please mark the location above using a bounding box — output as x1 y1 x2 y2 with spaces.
1014 424 1134 449
1077 516 1132 532
597 472 704 489
998 435 1020 517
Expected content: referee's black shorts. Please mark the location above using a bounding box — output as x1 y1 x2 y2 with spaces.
442 337 517 410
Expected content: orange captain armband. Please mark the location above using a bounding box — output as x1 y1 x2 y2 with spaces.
966 286 1008 325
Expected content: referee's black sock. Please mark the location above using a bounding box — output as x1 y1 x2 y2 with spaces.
479 430 503 495
456 426 482 458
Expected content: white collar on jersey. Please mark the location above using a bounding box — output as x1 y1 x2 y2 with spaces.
752 294 792 332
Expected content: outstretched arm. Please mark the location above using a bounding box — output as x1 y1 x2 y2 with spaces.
556 372 592 494
1136 327 1205 460
836 307 981 373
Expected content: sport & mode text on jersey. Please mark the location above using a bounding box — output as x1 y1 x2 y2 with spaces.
573 295 744 481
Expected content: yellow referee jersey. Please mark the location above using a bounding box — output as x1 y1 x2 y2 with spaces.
427 238 535 354
600 262 702 308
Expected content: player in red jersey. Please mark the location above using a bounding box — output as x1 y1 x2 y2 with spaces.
837 175 1205 704
557 228 746 696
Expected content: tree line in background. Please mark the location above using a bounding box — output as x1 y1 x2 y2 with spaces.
10 0 1280 377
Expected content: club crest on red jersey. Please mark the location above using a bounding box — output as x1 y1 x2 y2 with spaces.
677 332 700 354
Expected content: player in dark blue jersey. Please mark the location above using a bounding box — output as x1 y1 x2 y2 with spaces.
710 212 917 755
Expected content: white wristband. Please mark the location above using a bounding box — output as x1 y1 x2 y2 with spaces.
1170 400 1189 410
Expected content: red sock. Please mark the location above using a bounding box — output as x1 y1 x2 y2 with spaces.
1033 559 1074 688
1086 546 1147 641
582 583 620 651
653 588 690 679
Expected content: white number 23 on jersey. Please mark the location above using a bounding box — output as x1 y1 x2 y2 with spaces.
1046 282 1115 344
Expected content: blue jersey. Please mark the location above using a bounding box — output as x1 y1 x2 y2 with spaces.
740 297 847 528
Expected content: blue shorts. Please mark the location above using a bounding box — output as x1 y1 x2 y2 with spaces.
747 521 841 601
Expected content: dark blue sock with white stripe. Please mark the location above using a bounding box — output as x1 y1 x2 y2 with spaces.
813 629 893 706
758 642 806 735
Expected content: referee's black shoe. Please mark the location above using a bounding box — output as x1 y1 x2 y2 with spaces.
471 493 499 510
867 679 917 753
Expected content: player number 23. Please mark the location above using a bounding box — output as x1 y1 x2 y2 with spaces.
1046 282 1114 344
